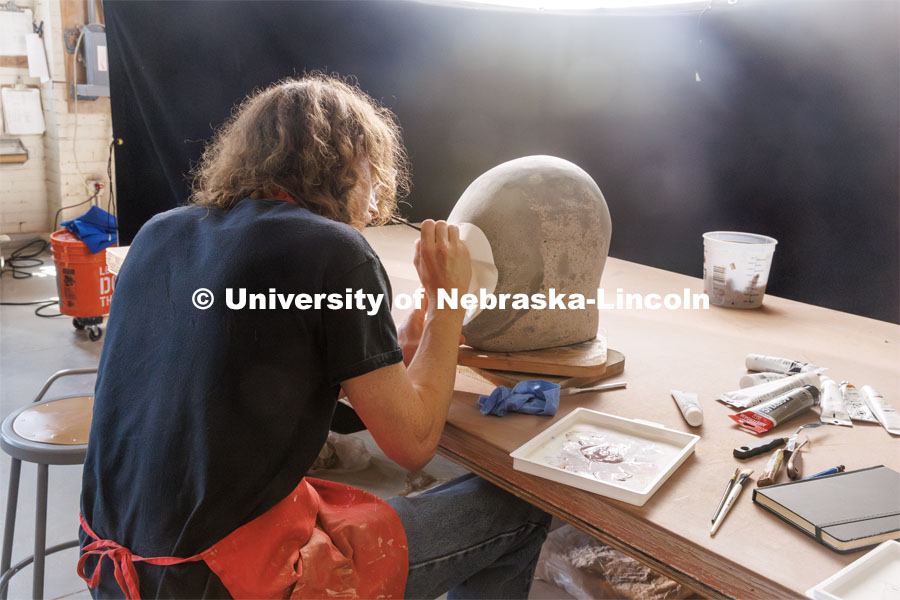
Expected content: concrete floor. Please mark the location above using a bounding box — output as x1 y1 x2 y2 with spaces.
0 253 570 599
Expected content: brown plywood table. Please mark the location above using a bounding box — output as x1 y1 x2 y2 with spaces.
363 224 900 600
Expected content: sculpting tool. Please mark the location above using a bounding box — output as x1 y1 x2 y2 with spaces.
785 438 809 480
389 216 421 231
560 381 627 396
711 470 753 535
782 422 822 480
712 467 741 523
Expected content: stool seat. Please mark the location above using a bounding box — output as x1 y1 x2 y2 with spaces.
11 395 93 446
1 396 91 465
1 368 96 600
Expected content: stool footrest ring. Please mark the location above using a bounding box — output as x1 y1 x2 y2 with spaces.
0 539 79 598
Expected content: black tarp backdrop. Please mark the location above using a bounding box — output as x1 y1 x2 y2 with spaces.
104 0 899 323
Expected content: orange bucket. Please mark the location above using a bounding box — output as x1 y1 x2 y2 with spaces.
50 230 115 318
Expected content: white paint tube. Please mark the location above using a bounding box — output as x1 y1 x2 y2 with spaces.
719 371 821 409
745 354 822 375
671 390 703 427
840 382 879 424
862 385 900 435
739 372 787 388
729 385 820 434
819 376 852 427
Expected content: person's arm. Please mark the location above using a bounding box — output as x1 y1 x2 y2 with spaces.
397 292 465 367
341 220 471 472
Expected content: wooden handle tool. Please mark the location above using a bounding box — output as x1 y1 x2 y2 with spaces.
758 448 785 486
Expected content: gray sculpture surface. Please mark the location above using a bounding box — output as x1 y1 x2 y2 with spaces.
448 155 612 352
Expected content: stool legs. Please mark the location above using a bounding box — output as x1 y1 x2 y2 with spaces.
1 457 21 600
33 464 48 600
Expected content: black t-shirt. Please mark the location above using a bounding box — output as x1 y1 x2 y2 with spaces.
80 199 403 598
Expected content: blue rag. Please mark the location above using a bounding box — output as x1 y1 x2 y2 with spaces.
478 380 560 417
60 205 117 253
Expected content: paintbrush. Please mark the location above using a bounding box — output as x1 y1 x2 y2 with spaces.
559 381 628 396
711 469 753 536
712 467 741 523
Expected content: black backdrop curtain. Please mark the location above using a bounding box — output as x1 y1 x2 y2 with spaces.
104 0 899 323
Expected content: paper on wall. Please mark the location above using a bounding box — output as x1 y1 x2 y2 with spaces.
1 87 45 135
25 34 49 83
0 9 33 56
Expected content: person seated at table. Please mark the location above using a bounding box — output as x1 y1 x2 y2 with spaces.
77 74 551 599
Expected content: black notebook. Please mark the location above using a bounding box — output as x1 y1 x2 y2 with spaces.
752 465 900 553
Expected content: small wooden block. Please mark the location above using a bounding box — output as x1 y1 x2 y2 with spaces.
457 336 608 377
459 349 625 389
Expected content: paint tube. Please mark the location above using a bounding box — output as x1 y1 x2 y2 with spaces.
671 390 703 427
739 372 787 388
719 371 821 409
819 376 852 427
728 385 820 434
840 382 879 424
862 386 900 435
745 354 823 375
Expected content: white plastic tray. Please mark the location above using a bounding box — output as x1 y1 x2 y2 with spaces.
805 540 900 600
510 407 699 506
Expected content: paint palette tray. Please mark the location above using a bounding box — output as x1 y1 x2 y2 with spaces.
805 540 900 600
510 408 699 506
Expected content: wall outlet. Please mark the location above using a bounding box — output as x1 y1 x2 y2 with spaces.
85 178 105 195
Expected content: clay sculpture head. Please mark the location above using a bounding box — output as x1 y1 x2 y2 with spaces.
448 155 612 352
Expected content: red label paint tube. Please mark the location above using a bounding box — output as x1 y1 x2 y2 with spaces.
729 385 820 434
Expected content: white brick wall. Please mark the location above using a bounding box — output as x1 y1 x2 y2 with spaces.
0 0 113 235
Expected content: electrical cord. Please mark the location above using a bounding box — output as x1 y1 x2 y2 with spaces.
0 239 50 279
34 301 64 318
0 299 63 318
106 138 118 235
53 189 99 231
72 27 86 177
0 241 63 316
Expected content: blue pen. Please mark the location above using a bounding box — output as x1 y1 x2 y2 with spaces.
802 465 845 480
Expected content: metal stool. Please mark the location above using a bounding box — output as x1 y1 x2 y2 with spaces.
1 368 96 600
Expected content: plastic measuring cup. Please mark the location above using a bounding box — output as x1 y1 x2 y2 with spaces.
702 231 778 309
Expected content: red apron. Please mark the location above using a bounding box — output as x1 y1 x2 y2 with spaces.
77 478 409 599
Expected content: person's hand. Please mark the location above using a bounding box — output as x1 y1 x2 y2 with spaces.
413 220 472 317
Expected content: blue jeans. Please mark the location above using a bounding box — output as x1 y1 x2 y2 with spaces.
387 473 552 599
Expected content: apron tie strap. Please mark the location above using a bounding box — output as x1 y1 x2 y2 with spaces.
77 513 203 600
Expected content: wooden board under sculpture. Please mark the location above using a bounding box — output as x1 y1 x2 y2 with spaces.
458 337 616 377
459 349 625 389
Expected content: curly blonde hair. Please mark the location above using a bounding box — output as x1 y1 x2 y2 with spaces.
190 73 409 225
